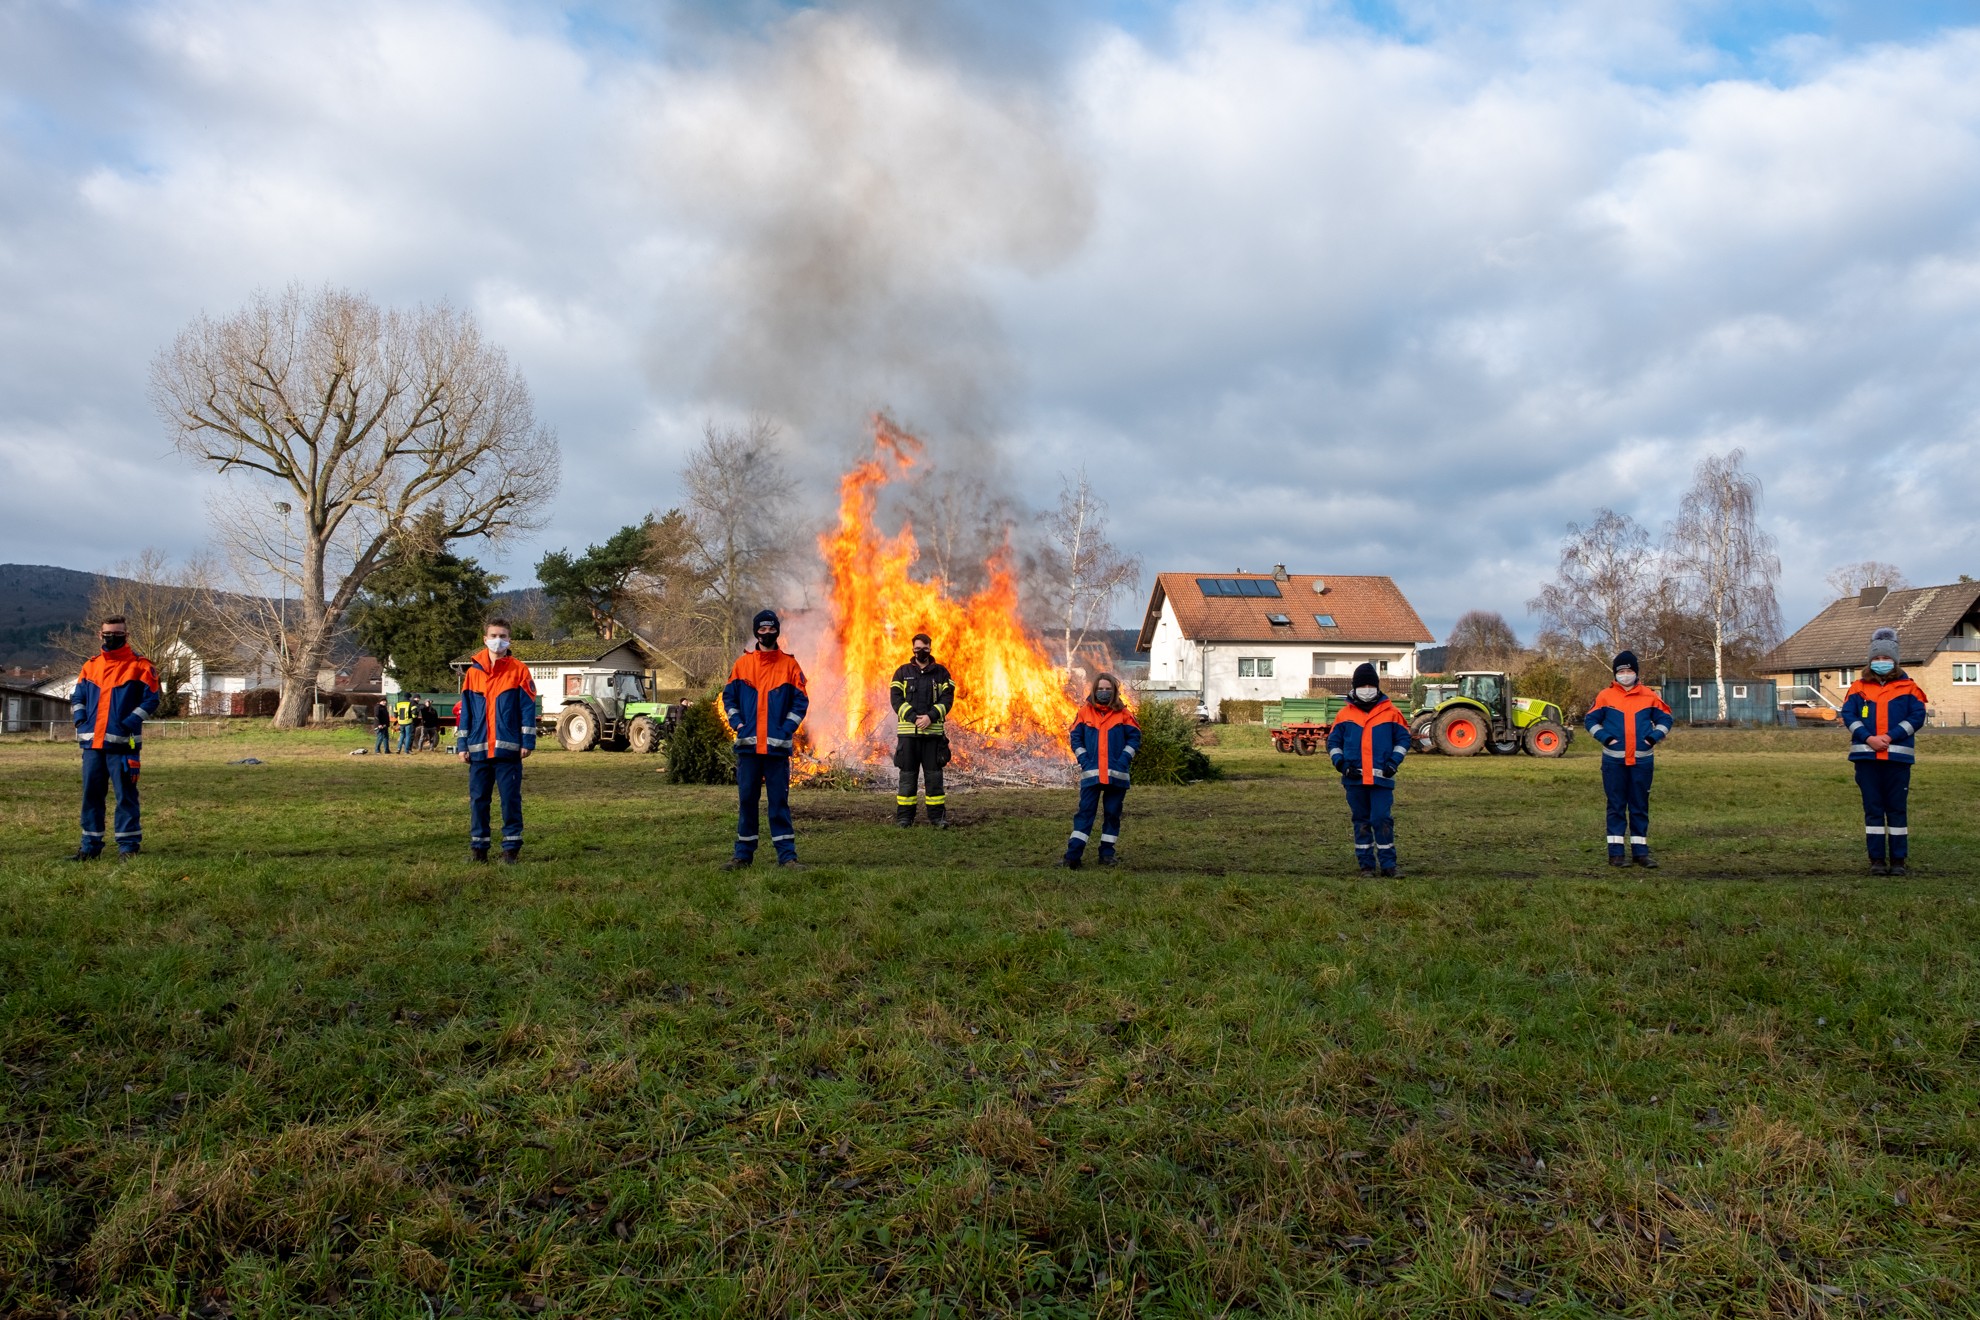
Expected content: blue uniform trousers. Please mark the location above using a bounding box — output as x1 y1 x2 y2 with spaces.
1601 758 1654 859
1341 780 1395 870
735 752 797 863
1853 761 1910 862
468 757 523 850
1065 782 1128 862
79 748 141 855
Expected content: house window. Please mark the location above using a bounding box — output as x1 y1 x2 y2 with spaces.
1839 668 1858 686
1732 685 1748 699
1954 663 1980 684
1688 685 1703 698
1237 657 1274 678
1793 670 1819 690
1314 614 1336 627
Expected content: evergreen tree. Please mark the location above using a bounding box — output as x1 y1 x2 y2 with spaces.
350 541 500 692
536 517 660 639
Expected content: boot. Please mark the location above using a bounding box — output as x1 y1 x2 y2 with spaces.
1097 851 1118 868
777 858 807 870
1888 862 1908 877
117 849 141 863
928 808 949 830
1057 853 1083 870
1868 861 1889 876
1380 865 1402 878
470 847 489 864
500 847 520 865
65 850 101 862
721 857 752 871
1633 851 1659 870
895 809 915 828
1608 855 1629 867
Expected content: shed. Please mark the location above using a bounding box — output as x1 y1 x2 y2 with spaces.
1 681 72 734
1659 679 1779 726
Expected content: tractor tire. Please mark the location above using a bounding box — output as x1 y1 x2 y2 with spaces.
1433 706 1489 757
628 715 662 754
1410 713 1438 752
1523 720 1569 758
1294 736 1318 756
557 705 600 753
1487 733 1519 755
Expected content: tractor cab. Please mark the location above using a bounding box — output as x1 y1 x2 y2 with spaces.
580 670 649 715
1455 672 1510 724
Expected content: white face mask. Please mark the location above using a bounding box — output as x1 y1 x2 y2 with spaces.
1615 670 1637 688
1354 686 1380 702
486 635 510 654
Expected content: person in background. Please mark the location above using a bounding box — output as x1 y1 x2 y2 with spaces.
1326 662 1411 877
374 698 391 754
1583 650 1674 869
722 609 810 870
397 696 417 754
420 697 442 751
68 615 160 861
455 619 537 863
1060 673 1140 869
890 632 955 828
1844 627 1928 877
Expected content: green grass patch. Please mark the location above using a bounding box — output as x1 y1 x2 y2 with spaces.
2 725 1977 1316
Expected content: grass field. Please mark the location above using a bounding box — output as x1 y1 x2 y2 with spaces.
2 723 1977 1318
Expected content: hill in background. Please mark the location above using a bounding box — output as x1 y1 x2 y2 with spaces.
0 563 552 670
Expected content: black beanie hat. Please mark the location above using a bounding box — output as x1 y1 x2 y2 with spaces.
752 609 780 641
1350 662 1381 689
1612 650 1639 674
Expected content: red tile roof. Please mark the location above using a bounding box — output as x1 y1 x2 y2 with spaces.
1136 573 1434 650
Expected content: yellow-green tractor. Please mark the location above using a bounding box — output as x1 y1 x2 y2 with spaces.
1411 672 1571 758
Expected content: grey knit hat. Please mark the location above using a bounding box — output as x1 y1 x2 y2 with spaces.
1867 627 1900 664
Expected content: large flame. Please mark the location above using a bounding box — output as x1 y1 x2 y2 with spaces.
807 416 1078 767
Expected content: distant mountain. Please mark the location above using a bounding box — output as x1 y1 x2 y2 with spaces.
0 563 560 668
0 564 106 668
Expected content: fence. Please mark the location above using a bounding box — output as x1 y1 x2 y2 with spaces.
0 719 239 741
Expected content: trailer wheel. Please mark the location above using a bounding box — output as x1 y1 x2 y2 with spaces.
1433 706 1488 756
628 715 661 754
1486 733 1519 755
558 705 600 752
1523 720 1569 758
1410 713 1437 752
1294 736 1318 755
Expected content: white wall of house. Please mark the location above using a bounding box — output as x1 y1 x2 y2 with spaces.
1142 597 1418 714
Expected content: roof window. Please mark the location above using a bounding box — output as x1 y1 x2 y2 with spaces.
1267 613 1291 626
1314 614 1337 627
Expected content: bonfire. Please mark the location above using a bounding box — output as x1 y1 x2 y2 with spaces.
795 417 1080 787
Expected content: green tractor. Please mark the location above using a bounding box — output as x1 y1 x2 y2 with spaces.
1411 671 1571 758
553 669 674 753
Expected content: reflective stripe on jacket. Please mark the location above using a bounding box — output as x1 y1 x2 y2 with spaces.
1583 684 1672 766
1070 702 1140 786
454 650 538 760
72 651 161 749
891 660 955 735
723 648 809 756
1843 674 1927 763
1326 699 1410 786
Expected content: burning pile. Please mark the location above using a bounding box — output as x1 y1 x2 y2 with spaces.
800 417 1078 785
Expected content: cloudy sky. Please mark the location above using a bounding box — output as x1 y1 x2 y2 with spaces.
3 0 1978 640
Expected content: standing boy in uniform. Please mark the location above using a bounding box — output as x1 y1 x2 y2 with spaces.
1583 650 1673 869
1843 627 1927 876
891 632 955 828
1326 662 1410 877
455 619 537 863
68 615 160 861
722 610 810 869
1060 673 1139 869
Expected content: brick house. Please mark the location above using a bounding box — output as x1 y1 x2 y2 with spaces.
1759 581 1980 727
1135 567 1434 716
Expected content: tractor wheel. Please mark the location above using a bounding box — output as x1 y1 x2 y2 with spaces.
1433 706 1488 757
1523 720 1569 758
557 705 600 753
1410 713 1438 752
628 715 662 754
1486 732 1519 755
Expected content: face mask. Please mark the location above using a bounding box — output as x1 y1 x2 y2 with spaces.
486 636 510 654
1615 671 1637 688
913 650 931 664
101 635 127 652
1870 659 1894 675
757 631 779 650
1094 688 1115 707
1354 686 1380 702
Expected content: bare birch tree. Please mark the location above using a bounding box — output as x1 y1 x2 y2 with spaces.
682 417 797 658
1527 508 1658 660
1037 469 1140 671
55 548 218 716
1825 560 1909 601
152 286 559 726
917 467 1014 595
1664 449 1782 721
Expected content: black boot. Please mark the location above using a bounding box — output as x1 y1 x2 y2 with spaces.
895 808 915 828
1057 853 1083 870
470 847 489 864
1888 861 1908 877
1868 861 1889 876
928 808 949 830
1633 851 1659 870
500 847 520 865
117 848 141 863
1608 855 1629 867
721 857 752 871
65 850 101 862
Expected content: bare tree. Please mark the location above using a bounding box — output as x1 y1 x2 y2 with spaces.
56 549 218 716
916 467 1015 595
1825 560 1909 601
1528 509 1658 661
152 285 559 726
1444 610 1523 671
1037 469 1140 670
682 417 798 657
1665 449 1782 720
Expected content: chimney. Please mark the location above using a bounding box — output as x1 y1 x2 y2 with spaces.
1272 564 1288 582
1858 586 1889 609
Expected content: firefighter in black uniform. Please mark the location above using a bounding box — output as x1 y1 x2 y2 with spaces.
891 633 955 827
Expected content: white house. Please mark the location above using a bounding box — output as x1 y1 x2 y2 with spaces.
1136 568 1434 716
156 637 283 715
